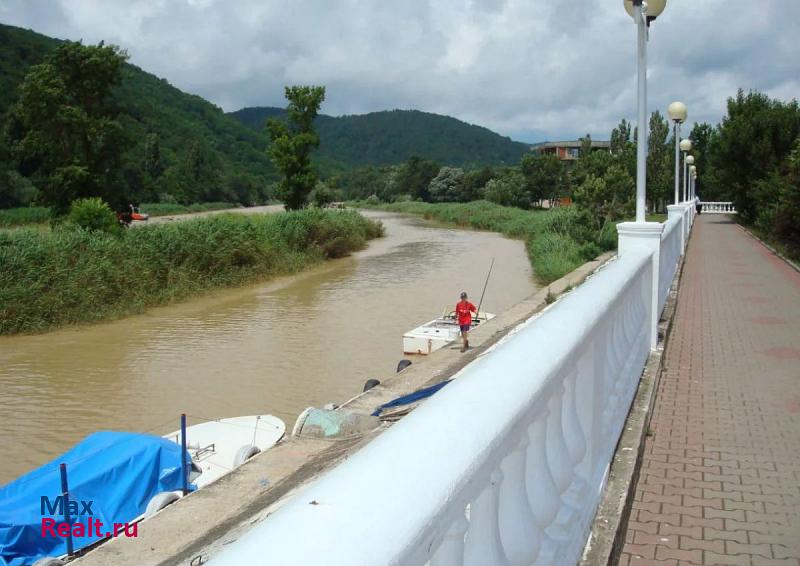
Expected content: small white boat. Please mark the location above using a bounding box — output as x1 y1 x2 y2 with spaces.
163 415 285 489
403 310 495 355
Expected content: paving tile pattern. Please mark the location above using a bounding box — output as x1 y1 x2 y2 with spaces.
620 215 800 565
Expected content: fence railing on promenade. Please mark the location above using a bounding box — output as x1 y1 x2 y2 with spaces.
658 215 683 314
699 201 736 214
212 208 693 566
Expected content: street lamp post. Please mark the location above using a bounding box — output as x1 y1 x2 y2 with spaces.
690 165 697 200
685 155 695 202
624 0 667 222
667 102 687 205
680 138 692 202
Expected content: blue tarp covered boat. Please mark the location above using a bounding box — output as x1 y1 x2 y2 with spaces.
0 431 193 566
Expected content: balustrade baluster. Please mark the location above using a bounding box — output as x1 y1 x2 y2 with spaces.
526 417 559 557
430 514 469 566
546 384 573 496
562 365 587 474
498 435 541 566
464 469 511 566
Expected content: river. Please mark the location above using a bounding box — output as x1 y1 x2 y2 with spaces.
0 210 537 484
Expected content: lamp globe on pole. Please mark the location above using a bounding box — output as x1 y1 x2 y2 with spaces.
668 102 687 204
624 0 667 22
680 138 692 152
622 0 668 222
686 155 695 166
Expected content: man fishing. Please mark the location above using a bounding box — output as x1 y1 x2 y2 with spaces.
455 291 477 353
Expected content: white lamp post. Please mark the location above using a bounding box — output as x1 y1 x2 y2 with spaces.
624 0 667 222
667 101 687 205
689 165 697 200
685 155 695 202
680 138 692 203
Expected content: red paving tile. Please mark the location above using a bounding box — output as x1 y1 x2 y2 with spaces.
621 215 800 565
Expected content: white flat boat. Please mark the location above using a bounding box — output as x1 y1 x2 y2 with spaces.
403 311 495 355
164 414 285 489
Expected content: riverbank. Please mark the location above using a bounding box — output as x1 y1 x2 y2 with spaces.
351 200 615 283
0 209 383 335
0 202 246 228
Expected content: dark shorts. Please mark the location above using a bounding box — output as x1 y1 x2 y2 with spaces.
460 324 471 332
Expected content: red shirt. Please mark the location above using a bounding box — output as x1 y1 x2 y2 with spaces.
455 300 476 326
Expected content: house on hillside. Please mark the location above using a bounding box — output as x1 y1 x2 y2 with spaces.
531 140 611 162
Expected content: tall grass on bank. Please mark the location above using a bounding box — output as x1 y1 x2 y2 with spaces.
0 209 384 335
139 202 237 216
0 207 51 227
355 200 612 284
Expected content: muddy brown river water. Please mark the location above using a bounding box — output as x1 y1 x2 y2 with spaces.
0 210 537 484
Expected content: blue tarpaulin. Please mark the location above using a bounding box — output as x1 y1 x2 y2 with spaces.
0 431 193 566
371 379 452 416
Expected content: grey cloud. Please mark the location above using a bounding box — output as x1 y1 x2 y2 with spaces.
1 0 797 143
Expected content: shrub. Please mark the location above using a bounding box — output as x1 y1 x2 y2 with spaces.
67 198 120 234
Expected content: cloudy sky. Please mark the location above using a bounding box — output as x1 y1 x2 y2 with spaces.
1 0 798 142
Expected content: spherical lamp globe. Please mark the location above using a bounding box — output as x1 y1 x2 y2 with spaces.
680 139 693 152
667 101 687 123
686 155 695 165
689 165 697 175
624 0 667 20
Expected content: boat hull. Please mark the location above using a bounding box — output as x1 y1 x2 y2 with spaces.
402 313 495 355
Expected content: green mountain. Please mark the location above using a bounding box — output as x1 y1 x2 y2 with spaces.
0 23 276 206
1 22 530 208
230 107 530 169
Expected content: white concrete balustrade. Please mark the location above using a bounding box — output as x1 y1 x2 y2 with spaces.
212 212 692 566
699 201 736 214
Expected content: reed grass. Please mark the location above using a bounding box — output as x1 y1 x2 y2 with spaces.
354 200 610 284
139 202 237 216
0 209 383 334
0 207 51 227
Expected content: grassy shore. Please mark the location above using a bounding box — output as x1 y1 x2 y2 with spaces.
0 207 51 227
0 209 383 335
354 200 614 284
139 202 237 216
0 202 240 227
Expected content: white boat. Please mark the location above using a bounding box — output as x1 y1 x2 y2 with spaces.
163 414 285 490
403 310 495 355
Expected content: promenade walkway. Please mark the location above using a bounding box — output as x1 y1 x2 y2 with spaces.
620 215 800 565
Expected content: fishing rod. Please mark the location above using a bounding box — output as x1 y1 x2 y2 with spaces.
476 257 494 321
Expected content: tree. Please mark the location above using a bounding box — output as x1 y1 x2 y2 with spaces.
580 134 593 158
610 119 633 154
688 122 719 200
647 110 671 210
484 169 527 208
8 41 130 213
392 155 440 201
520 153 564 206
428 167 465 202
267 85 326 210
462 167 494 201
573 163 635 231
708 90 800 222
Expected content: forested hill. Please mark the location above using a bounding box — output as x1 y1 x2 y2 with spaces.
0 23 276 204
230 107 531 168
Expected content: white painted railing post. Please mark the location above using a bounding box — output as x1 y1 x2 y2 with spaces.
431 515 469 566
667 204 686 253
498 435 540 565
617 222 663 349
464 469 511 566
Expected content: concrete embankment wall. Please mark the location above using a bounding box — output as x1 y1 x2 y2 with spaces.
74 252 615 566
